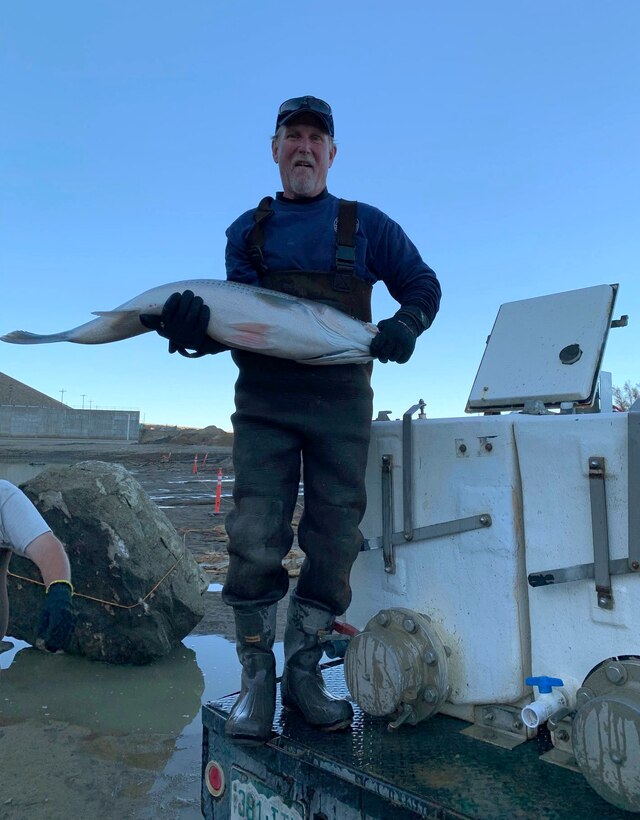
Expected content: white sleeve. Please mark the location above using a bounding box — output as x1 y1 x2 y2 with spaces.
0 480 51 556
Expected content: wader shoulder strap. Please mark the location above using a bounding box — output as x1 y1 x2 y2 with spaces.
245 196 358 287
246 196 274 277
334 198 358 292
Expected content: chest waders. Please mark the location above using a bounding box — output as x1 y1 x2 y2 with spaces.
223 198 373 742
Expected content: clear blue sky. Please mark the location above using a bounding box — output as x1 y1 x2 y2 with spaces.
1 1 638 429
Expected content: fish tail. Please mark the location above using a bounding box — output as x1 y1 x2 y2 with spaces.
0 330 72 344
1 312 148 345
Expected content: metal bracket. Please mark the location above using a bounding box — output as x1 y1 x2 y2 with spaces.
372 402 491 572
528 557 629 588
589 456 613 608
381 454 395 574
528 456 614 607
461 703 532 750
628 398 640 572
528 437 640 605
543 712 580 772
402 399 426 542
610 314 629 328
363 513 492 553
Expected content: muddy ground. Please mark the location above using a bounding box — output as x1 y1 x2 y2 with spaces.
0 437 302 819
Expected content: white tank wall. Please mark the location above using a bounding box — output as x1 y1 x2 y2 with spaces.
349 410 639 711
515 413 639 695
349 415 531 705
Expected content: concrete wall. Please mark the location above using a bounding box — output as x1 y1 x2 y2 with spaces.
0 405 140 440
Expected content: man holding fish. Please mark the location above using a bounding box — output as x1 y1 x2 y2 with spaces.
142 96 441 743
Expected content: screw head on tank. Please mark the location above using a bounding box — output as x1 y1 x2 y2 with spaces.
423 687 438 703
424 649 437 665
403 617 417 633
576 687 594 706
605 662 627 685
375 610 391 627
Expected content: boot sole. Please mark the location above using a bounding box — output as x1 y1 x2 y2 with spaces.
281 703 353 732
225 731 274 746
317 718 352 732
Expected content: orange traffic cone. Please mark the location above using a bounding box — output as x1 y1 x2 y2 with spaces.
214 467 223 514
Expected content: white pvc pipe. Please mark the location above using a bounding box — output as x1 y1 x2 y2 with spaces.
521 690 567 729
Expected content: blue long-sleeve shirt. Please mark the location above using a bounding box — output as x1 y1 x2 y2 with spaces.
225 191 441 328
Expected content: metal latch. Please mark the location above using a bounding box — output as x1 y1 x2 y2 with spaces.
589 456 613 608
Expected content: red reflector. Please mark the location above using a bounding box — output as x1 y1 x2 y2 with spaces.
205 761 225 797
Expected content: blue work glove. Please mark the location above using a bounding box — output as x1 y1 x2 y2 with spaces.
139 290 228 358
37 580 77 652
370 307 425 364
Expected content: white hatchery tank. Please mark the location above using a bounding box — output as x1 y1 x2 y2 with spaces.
347 283 635 717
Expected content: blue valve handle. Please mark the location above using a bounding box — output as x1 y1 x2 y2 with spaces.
526 675 564 694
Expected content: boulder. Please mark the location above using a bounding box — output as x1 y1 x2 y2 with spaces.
7 461 208 664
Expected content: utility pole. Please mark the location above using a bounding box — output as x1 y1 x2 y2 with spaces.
81 394 86 410
60 389 66 404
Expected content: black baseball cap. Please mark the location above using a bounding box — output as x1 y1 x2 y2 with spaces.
275 96 334 137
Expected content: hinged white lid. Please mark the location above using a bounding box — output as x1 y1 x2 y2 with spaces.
466 284 618 413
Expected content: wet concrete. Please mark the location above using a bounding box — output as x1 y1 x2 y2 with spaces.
0 438 300 819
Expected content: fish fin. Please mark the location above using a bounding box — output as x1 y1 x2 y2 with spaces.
226 322 273 349
229 322 271 332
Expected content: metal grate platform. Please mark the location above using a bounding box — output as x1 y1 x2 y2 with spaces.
204 664 631 819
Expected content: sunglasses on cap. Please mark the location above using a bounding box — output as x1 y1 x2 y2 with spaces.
276 96 334 137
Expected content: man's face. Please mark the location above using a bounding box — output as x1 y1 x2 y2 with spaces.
272 119 337 199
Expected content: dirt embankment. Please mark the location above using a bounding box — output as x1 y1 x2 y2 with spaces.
138 423 234 448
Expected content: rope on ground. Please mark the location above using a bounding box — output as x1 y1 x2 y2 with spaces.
7 550 186 610
182 528 229 575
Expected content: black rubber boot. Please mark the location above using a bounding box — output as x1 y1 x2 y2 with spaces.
281 594 353 730
225 605 277 745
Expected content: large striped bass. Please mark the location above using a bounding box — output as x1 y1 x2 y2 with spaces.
1 279 378 365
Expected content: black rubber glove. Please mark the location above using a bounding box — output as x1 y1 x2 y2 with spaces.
139 290 228 358
370 309 422 364
37 580 77 652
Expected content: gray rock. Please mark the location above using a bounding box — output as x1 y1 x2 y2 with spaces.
7 461 208 664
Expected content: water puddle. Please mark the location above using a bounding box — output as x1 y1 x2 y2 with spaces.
0 458 286 817
1 624 286 818
0 461 58 485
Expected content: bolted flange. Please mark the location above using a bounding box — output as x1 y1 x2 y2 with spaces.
344 607 449 726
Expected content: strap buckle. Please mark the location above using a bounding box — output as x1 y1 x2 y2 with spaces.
335 244 356 274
